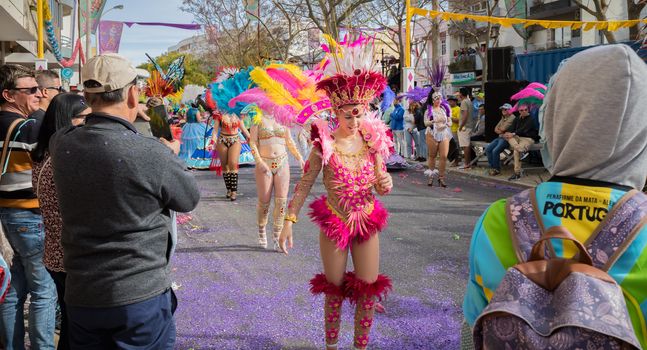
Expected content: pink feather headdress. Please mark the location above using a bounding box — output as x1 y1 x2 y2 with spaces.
316 34 387 109
245 64 331 126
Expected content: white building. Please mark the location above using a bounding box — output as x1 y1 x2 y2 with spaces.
168 34 210 57
1 0 75 69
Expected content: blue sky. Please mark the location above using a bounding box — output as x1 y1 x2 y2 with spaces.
101 0 202 66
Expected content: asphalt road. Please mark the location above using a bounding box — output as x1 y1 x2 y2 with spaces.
171 164 522 350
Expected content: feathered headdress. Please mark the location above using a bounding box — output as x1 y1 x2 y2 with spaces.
401 86 432 104
427 59 447 90
232 64 331 126
380 86 395 112
316 34 387 108
145 71 175 98
210 67 255 116
510 82 547 112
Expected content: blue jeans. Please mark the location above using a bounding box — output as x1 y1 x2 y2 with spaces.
415 129 428 158
0 207 57 350
405 129 415 158
67 290 176 349
486 138 509 170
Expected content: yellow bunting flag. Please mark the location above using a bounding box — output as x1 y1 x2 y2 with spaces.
410 9 647 32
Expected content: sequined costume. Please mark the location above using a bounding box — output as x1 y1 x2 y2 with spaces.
288 121 388 250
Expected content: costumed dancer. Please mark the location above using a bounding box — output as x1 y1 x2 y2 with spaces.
178 102 213 169
230 63 329 250
208 69 253 201
279 35 394 350
424 90 452 187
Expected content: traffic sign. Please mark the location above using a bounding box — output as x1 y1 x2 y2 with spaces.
61 68 74 80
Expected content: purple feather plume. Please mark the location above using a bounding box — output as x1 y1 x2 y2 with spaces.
403 87 432 103
380 86 396 112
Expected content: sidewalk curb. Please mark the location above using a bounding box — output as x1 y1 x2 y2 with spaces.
446 168 534 190
404 159 536 190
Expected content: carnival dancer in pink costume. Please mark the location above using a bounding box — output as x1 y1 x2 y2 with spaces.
279 35 394 350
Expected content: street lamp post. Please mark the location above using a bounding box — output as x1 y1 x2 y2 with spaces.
96 5 124 55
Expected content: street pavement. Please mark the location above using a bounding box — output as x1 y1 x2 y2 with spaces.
171 164 523 350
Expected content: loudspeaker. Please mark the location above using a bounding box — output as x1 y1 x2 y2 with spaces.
484 81 528 142
487 47 513 81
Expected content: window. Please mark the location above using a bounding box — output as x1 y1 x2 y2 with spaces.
441 39 446 55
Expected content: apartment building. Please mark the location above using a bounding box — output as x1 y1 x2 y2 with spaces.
1 0 75 68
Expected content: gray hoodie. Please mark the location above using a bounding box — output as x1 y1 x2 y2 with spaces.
542 44 647 190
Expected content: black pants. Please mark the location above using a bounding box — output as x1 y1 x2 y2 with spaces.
67 289 176 349
49 270 69 350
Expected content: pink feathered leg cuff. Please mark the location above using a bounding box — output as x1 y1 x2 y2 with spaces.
310 273 345 297
343 272 392 304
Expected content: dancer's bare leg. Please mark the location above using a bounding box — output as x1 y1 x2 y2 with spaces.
271 164 290 250
227 141 242 200
255 166 272 247
427 134 439 186
438 138 450 187
320 232 349 348
350 235 380 350
216 142 230 197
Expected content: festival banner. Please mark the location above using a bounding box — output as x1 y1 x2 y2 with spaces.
80 0 108 37
409 8 647 31
99 21 124 54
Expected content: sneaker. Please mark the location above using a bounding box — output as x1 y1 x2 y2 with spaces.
508 173 522 181
488 169 501 176
458 164 471 170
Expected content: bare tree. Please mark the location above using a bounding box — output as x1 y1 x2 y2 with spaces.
361 0 433 69
183 0 315 66
570 0 616 43
303 0 374 39
627 0 646 40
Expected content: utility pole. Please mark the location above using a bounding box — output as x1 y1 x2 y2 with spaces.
85 0 92 59
37 0 44 59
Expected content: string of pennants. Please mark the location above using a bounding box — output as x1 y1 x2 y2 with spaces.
409 8 647 31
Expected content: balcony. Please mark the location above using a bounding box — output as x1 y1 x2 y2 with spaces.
529 0 579 20
448 55 476 73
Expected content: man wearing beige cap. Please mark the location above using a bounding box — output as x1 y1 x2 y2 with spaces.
50 54 200 349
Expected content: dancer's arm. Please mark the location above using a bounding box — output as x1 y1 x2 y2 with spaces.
279 150 323 255
285 131 304 170
373 154 393 196
249 125 270 174
211 117 220 144
239 121 251 141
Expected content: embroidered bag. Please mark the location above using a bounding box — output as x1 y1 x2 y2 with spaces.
472 188 647 350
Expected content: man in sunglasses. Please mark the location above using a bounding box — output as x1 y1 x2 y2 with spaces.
0 64 57 349
30 70 63 127
503 105 539 180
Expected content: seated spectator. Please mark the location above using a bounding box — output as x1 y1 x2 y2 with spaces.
50 54 200 349
485 104 515 176
462 44 647 349
504 104 538 180
470 104 486 141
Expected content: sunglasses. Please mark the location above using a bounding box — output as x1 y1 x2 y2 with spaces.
519 109 529 112
43 86 65 93
11 86 40 95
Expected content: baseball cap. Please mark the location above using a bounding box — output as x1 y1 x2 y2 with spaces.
82 53 138 93
499 103 512 110
447 95 458 101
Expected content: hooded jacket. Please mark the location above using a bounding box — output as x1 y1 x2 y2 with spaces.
542 44 647 190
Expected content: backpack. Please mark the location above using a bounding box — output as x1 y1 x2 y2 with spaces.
473 188 647 350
